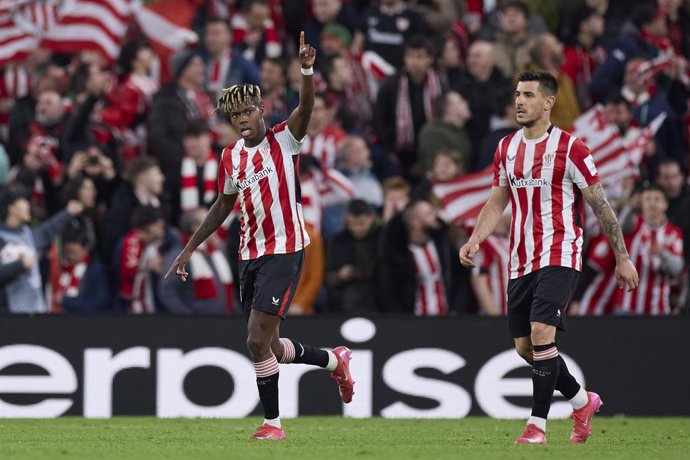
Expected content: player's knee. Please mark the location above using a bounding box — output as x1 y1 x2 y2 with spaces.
246 333 270 358
530 322 553 344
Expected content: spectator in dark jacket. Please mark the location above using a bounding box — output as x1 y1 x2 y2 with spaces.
326 199 381 312
379 199 457 315
589 3 667 102
7 62 67 164
149 49 214 223
453 40 512 156
53 222 109 313
102 156 168 263
374 36 444 179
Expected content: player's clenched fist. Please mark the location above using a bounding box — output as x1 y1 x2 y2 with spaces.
459 240 480 268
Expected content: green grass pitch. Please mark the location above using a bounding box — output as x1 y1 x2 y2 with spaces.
2 417 689 460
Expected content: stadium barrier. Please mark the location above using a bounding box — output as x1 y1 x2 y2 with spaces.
1 315 688 418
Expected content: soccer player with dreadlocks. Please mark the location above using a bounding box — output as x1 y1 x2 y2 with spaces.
165 32 354 441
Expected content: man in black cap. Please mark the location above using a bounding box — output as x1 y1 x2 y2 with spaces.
149 48 214 225
0 188 83 313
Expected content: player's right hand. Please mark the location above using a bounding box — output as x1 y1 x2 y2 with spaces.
165 251 191 282
459 241 480 268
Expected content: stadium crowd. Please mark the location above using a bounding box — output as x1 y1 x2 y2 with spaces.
0 0 689 316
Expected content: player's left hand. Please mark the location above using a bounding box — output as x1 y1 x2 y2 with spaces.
298 31 316 68
615 258 639 291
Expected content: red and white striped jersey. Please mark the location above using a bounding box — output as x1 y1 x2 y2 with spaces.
219 121 310 260
473 234 510 315
299 167 354 232
409 241 447 316
579 234 620 315
620 217 684 315
493 127 600 279
119 230 159 315
301 126 346 168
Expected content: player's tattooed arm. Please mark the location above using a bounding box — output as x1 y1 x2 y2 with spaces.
582 182 629 261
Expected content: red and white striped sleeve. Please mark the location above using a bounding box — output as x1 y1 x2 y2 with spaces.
273 121 304 157
666 226 684 257
567 137 600 189
217 148 237 195
491 141 507 187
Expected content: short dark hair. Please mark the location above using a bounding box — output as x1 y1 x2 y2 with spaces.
347 199 375 216
642 183 668 199
500 0 530 19
517 70 558 96
62 177 91 204
404 35 434 55
118 39 149 75
125 156 159 182
605 93 632 110
62 220 90 246
630 3 660 30
655 158 686 177
131 205 164 230
183 118 210 138
206 18 230 30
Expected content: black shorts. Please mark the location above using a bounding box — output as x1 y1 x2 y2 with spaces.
506 266 580 338
238 250 304 319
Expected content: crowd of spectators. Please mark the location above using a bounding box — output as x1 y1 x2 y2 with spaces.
0 0 689 316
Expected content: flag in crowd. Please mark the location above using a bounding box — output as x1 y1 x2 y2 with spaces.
433 105 666 225
0 0 198 82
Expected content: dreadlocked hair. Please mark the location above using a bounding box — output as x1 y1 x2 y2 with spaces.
215 84 263 113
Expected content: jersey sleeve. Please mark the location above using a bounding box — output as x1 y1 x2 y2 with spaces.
273 121 304 156
217 149 238 195
492 143 507 187
566 137 600 189
666 226 684 257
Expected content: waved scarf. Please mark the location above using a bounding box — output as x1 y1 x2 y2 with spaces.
57 255 89 302
184 236 234 313
181 152 218 212
396 70 442 151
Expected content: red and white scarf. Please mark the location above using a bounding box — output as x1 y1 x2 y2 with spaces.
207 50 232 100
396 69 442 151
57 255 89 300
181 152 218 212
186 238 234 313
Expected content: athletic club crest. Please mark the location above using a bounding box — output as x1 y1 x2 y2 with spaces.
543 152 555 165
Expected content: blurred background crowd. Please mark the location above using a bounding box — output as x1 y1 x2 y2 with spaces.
0 0 688 316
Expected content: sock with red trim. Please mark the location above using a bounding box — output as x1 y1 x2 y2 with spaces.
531 342 560 421
279 338 334 369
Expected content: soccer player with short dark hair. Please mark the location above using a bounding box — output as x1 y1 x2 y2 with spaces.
460 70 639 445
166 33 354 441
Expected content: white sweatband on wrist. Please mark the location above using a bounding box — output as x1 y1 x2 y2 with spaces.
301 66 314 76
